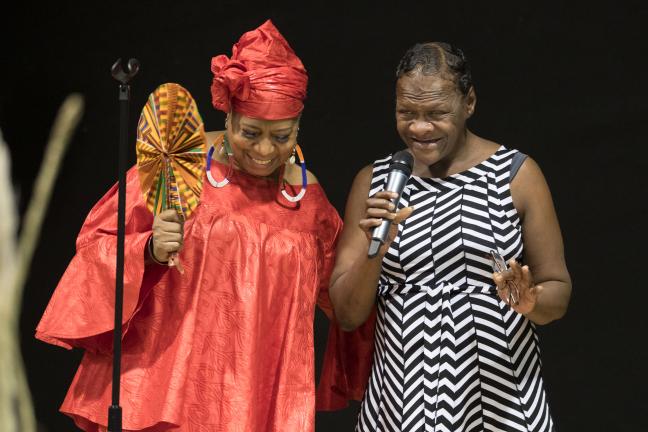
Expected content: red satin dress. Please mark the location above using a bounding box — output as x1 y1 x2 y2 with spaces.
36 161 342 432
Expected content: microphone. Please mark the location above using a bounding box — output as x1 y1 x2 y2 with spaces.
368 150 414 258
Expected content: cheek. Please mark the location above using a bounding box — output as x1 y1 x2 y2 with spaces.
436 118 460 134
226 136 251 165
395 120 409 135
227 134 248 152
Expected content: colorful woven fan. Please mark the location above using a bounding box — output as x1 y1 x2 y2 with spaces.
136 83 206 272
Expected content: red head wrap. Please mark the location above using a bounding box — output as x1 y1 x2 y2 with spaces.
210 20 308 120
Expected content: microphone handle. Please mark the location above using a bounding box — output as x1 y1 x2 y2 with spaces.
368 239 383 258
368 170 410 258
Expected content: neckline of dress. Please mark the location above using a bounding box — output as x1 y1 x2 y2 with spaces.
410 145 506 184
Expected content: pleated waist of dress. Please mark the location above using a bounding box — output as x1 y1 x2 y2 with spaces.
377 281 498 297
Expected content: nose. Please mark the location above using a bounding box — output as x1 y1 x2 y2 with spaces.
253 137 275 158
409 119 434 136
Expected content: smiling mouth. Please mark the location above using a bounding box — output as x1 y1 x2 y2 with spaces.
248 154 274 166
411 137 442 146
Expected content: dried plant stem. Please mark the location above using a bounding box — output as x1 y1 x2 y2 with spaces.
0 93 84 432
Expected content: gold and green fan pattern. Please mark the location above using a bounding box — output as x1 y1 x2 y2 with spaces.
136 82 205 220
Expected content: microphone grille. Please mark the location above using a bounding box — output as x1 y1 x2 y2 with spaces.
390 150 414 175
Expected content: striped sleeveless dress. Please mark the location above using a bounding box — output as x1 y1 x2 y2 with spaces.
356 146 554 432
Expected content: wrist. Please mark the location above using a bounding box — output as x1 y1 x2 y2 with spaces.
147 235 168 265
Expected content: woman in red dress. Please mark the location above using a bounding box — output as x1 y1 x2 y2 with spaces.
36 20 341 432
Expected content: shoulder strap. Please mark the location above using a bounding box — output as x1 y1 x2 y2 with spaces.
509 151 528 182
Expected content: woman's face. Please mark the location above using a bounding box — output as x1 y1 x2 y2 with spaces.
226 113 299 177
395 72 475 169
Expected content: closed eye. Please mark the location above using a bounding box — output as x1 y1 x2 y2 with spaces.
397 110 415 119
427 111 449 119
242 129 258 139
273 135 290 143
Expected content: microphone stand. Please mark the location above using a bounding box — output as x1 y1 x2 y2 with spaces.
108 58 139 432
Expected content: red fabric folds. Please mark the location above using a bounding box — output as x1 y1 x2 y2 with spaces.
316 309 376 411
36 168 155 353
210 20 308 120
36 161 342 432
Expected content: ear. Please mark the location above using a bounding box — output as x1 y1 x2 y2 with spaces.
224 112 232 130
465 86 477 118
292 115 302 138
227 111 242 132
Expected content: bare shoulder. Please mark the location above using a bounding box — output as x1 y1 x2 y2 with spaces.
354 164 375 192
345 164 375 208
512 156 547 188
284 163 320 185
289 166 370 187
510 156 553 220
305 169 319 185
289 147 373 186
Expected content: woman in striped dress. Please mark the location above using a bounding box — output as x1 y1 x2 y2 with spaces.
325 42 572 431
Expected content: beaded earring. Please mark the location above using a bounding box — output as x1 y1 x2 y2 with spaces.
281 144 307 202
206 134 233 188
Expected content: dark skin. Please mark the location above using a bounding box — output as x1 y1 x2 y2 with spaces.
329 71 571 330
146 112 318 264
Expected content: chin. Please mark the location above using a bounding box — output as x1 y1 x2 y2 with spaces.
244 165 275 177
408 144 444 167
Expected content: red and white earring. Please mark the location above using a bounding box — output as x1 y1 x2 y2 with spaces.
281 144 307 202
206 134 233 188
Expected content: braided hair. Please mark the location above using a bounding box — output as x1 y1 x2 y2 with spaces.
396 42 473 96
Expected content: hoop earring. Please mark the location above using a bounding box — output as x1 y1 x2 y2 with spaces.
206 135 233 188
281 144 307 202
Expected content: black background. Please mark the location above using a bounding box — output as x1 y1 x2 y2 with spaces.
2 1 646 430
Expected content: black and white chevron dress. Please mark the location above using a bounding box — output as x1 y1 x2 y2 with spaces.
356 147 554 432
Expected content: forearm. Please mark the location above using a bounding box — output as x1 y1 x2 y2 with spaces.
330 255 384 331
525 280 572 325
